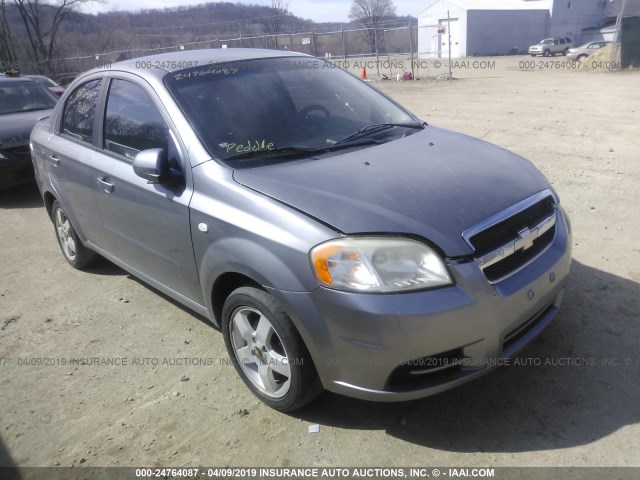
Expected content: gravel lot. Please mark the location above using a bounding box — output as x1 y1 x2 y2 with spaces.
1 56 639 472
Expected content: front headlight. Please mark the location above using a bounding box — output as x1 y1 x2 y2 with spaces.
310 237 452 293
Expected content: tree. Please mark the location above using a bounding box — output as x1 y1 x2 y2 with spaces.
348 0 396 52
12 0 95 74
0 0 18 64
267 0 289 49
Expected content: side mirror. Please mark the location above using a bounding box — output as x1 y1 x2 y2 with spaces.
133 148 170 184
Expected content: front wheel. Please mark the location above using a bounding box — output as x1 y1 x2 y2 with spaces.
222 287 323 411
543 49 551 57
52 200 99 269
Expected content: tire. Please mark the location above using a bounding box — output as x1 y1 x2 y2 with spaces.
530 54 537 57
222 286 323 411
543 49 551 57
563 48 570 56
577 54 587 62
51 200 99 269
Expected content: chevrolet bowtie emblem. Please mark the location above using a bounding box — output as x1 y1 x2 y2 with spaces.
518 227 535 251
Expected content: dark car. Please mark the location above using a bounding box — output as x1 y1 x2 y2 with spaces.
0 77 58 190
31 49 571 411
24 75 65 96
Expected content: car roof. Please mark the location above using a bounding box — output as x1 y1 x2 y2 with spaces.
89 48 310 81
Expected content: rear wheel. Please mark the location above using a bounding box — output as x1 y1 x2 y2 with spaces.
52 200 99 269
222 287 323 411
563 48 570 56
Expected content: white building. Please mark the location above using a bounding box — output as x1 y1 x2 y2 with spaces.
418 0 612 58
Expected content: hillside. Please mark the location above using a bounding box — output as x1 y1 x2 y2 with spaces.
1 1 416 76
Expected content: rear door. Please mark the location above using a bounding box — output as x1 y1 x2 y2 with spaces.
91 75 202 303
45 78 106 246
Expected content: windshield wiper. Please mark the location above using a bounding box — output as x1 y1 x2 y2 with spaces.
333 123 424 146
225 145 321 161
224 124 424 161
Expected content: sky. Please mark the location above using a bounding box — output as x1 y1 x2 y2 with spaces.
82 0 425 24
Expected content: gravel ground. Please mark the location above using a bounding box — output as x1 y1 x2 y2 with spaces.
0 56 639 472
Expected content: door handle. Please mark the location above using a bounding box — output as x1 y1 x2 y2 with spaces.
49 155 60 167
97 176 114 193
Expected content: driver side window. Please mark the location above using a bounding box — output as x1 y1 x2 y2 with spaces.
103 79 178 166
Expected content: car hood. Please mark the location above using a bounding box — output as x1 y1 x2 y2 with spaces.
0 109 52 149
233 126 551 257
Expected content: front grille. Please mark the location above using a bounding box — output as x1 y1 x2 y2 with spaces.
483 227 555 282
469 196 555 255
3 145 31 161
463 191 558 284
8 145 30 155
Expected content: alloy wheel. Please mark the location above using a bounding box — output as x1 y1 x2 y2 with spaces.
229 306 292 398
55 208 76 261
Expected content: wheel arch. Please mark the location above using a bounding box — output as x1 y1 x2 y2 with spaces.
43 190 57 220
197 236 320 324
210 272 263 328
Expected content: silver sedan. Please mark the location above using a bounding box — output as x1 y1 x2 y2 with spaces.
31 49 571 411
566 41 611 62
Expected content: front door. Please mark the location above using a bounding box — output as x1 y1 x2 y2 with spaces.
92 77 202 304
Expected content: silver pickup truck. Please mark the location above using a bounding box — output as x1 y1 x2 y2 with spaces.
529 37 573 57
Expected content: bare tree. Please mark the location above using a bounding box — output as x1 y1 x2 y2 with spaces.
348 0 396 52
12 0 95 74
267 0 289 49
0 0 18 64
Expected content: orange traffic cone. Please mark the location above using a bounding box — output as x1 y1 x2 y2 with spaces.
361 67 367 80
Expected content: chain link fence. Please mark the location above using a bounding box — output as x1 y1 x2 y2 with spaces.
3 24 455 83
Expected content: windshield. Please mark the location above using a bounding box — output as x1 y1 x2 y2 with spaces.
540 39 553 45
164 57 420 162
0 81 58 115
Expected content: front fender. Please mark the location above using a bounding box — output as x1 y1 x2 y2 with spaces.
198 236 318 320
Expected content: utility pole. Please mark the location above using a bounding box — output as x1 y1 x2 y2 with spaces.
611 0 627 70
447 10 452 80
409 20 415 80
374 27 379 77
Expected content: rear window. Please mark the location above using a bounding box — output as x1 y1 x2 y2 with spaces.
61 79 102 143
